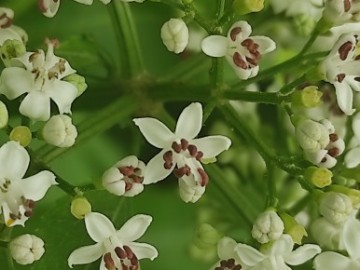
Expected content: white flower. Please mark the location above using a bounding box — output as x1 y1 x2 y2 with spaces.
311 217 343 250
102 155 145 197
0 8 27 45
296 119 330 152
9 234 45 265
314 215 360 270
178 174 205 203
133 103 231 201
161 18 189 54
236 234 321 270
201 21 276 80
68 212 158 269
320 34 360 115
0 40 79 121
212 237 245 270
42 114 77 147
319 192 354 224
251 210 284 244
0 141 57 226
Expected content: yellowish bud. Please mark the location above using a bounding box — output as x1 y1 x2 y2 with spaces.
201 157 217 164
193 223 221 249
9 126 32 147
291 86 323 108
279 212 308 245
0 39 26 67
63 74 87 97
304 166 332 188
233 0 264 15
71 197 92 219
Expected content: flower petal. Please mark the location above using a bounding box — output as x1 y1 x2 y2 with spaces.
192 135 231 159
39 0 61 18
0 67 30 99
175 102 203 139
68 243 104 268
334 82 355 115
269 235 293 258
178 176 205 203
201 35 228 57
251 36 276 54
85 212 116 242
48 80 78 114
72 0 93 4
128 242 158 260
0 141 29 180
352 112 360 140
133 118 174 148
19 91 51 121
285 244 321 265
343 216 360 260
116 214 152 242
217 237 237 260
344 147 360 168
235 243 265 267
314 251 353 270
227 21 252 42
20 171 57 201
143 150 173 184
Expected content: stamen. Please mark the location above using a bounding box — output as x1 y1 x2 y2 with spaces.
338 41 353 61
163 151 173 163
337 73 346 82
233 52 248 69
196 151 203 161
125 182 133 192
344 0 351 12
328 148 340 157
115 247 126 259
180 139 189 150
104 253 116 270
329 133 338 142
187 144 198 157
171 142 181 153
230 27 242 42
123 245 134 259
215 258 242 270
198 168 209 186
119 166 135 177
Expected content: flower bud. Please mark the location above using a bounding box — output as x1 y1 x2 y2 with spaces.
9 126 32 147
0 100 8 128
161 18 189 54
9 234 45 265
71 197 92 219
279 212 307 245
329 185 360 209
251 210 284 244
193 223 221 249
291 86 323 108
319 192 353 224
0 8 13 28
296 119 329 152
102 155 145 197
304 166 332 188
178 175 206 203
0 39 26 67
63 74 87 97
232 0 264 15
311 218 341 250
42 115 77 147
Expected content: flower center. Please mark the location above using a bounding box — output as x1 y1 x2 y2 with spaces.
103 245 139 270
118 166 144 192
231 38 261 70
215 258 242 270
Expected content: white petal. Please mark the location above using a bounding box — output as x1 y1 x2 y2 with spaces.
251 36 276 54
314 252 353 270
115 155 139 168
175 102 203 139
67 243 104 267
123 183 144 197
19 92 51 121
344 147 360 168
116 214 152 242
143 150 173 184
20 171 57 201
235 243 265 267
133 118 174 148
217 237 237 260
192 135 231 159
0 68 31 99
39 0 61 18
128 242 158 260
201 35 228 57
227 21 252 41
99 0 111 4
85 212 116 243
48 80 78 114
178 176 205 203
270 235 293 257
285 244 321 265
343 216 360 260
225 55 254 80
304 149 327 164
334 82 355 115
352 112 360 140
72 0 94 4
0 141 29 180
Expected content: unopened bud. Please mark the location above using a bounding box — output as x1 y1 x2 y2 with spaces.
311 218 341 249
232 0 264 15
251 210 284 244
329 185 360 209
319 192 353 224
63 74 87 97
42 115 77 147
0 39 26 67
9 234 45 265
0 101 8 128
193 223 221 249
9 126 32 147
304 166 332 188
161 18 189 54
71 197 92 219
296 119 329 151
291 86 323 108
178 175 205 203
279 212 307 245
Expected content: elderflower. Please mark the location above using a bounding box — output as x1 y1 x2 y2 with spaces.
251 210 284 244
133 102 231 203
201 20 276 80
42 114 77 147
68 212 158 269
9 234 45 265
161 18 189 54
319 192 354 224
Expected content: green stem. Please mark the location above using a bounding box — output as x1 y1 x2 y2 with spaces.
266 163 278 208
223 90 285 104
216 0 226 20
279 75 306 95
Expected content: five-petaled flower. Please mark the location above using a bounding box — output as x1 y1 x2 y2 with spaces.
133 102 231 203
201 21 276 80
0 141 57 226
0 39 79 121
68 212 158 270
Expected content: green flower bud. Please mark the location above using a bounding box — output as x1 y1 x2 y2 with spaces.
291 86 323 108
193 223 221 249
279 212 308 245
233 0 264 15
0 39 26 67
63 74 87 97
9 126 32 147
304 166 332 188
329 185 360 209
71 197 92 219
0 100 8 129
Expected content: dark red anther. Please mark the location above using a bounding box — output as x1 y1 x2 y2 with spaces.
115 247 126 259
173 168 185 178
125 182 133 192
337 73 346 82
24 210 32 217
226 259 235 268
163 162 173 170
355 54 360 60
171 142 181 153
196 151 203 161
338 41 353 60
234 265 242 270
344 0 351 12
246 56 258 67
130 256 139 266
119 166 135 176
230 27 242 41
130 265 139 270
129 175 144 183
104 253 115 270
163 151 173 162
329 133 338 142
233 52 248 69
180 139 189 150
321 157 327 163
198 168 209 186
187 144 198 157
328 148 340 157
355 77 360 82
123 245 134 259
